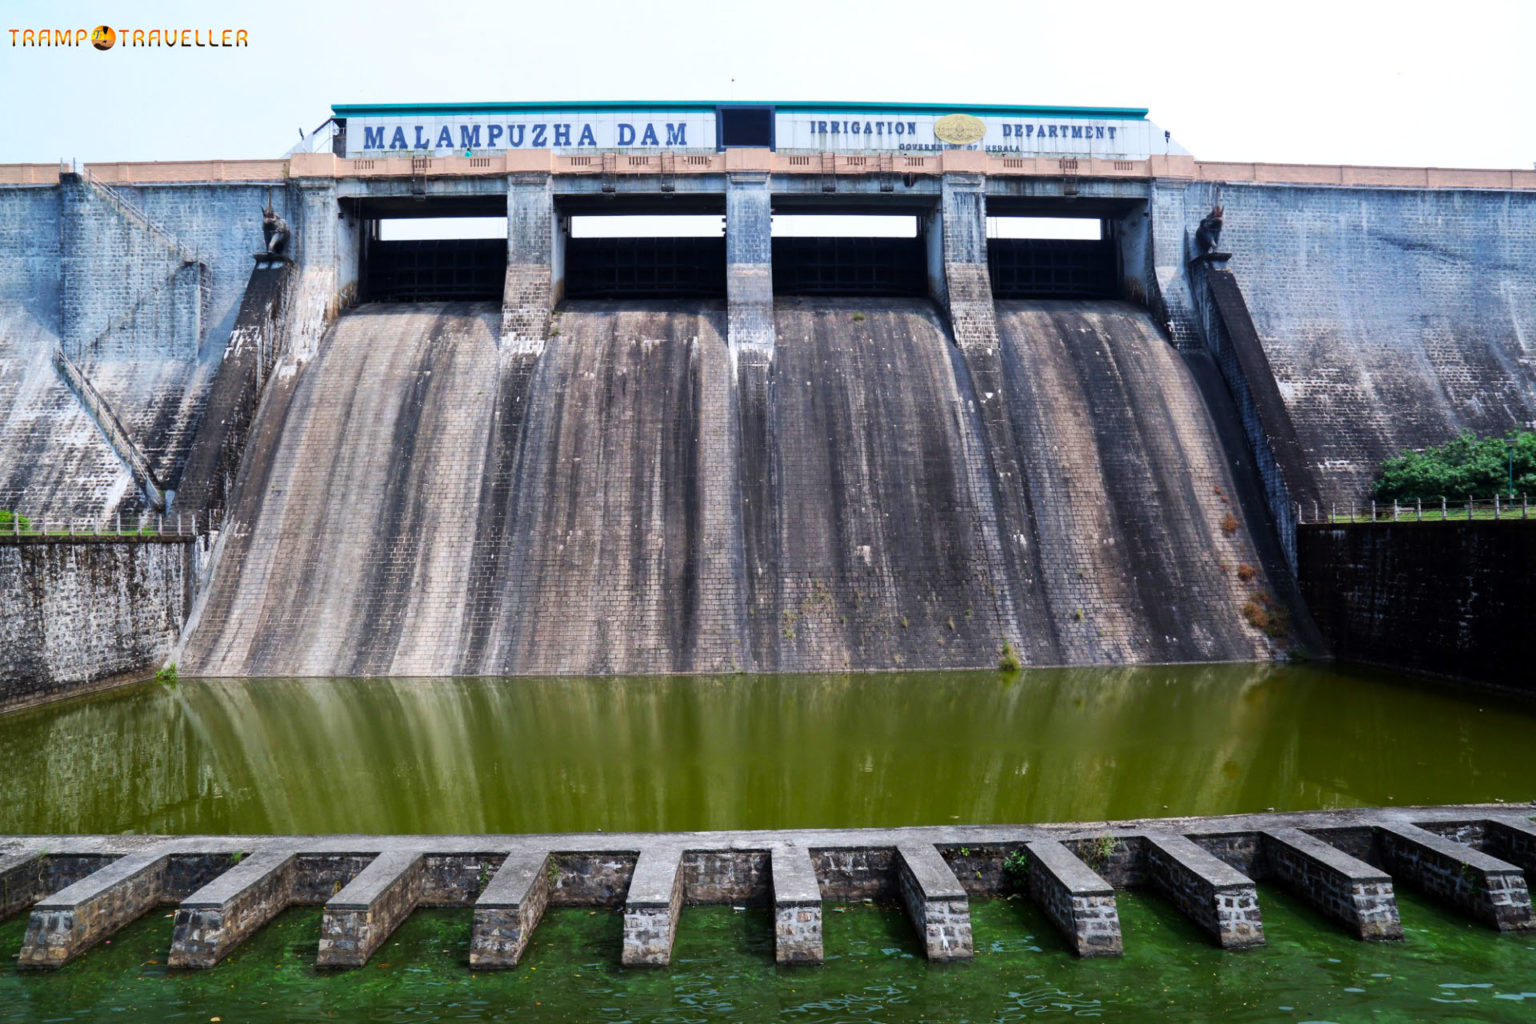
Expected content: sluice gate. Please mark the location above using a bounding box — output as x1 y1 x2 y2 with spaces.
3 805 1531 971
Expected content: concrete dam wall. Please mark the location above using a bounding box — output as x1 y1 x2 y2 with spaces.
1158 182 1536 505
181 295 1282 676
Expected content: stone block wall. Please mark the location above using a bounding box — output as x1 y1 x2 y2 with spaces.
1298 522 1535 688
0 537 195 712
1157 181 1536 506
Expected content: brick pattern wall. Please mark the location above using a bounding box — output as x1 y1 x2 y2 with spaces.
1298 522 1536 687
0 538 194 712
1167 182 1536 506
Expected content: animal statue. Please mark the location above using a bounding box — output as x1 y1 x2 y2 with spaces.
1194 204 1224 255
259 192 290 259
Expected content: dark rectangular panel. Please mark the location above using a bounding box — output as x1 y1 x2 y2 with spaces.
564 237 727 298
364 238 506 302
987 239 1117 299
771 237 927 297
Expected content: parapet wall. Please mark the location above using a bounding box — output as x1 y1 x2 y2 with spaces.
1298 523 1536 689
0 537 196 712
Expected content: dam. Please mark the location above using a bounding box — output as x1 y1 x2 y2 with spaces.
1 99 1535 1021
11 98 1532 693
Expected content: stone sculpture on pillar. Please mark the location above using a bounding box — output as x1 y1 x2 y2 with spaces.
256 192 290 262
1194 205 1224 256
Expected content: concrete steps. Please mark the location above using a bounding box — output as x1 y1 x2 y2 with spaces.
4 804 1531 971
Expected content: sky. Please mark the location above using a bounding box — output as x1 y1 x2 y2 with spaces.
1 0 1531 170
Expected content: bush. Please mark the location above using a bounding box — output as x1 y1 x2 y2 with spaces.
997 641 1021 673
0 510 32 532
1373 430 1536 502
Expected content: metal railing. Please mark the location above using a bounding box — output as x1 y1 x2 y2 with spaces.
0 507 223 541
52 347 168 511
81 168 199 265
1298 495 1532 524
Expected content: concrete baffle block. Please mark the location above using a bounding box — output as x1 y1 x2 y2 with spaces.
1024 839 1122 957
771 845 823 965
19 850 169 968
895 843 973 961
316 850 425 968
622 848 684 967
1145 834 1265 949
167 849 296 968
469 850 551 969
1261 828 1401 940
1373 822 1535 931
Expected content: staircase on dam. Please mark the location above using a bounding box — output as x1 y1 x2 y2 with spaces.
180 287 1296 676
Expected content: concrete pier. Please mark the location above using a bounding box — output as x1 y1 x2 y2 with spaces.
1261 828 1401 940
3 805 1532 972
469 850 549 968
725 169 774 358
622 848 685 966
1373 822 1535 931
168 849 296 968
771 845 823 964
1144 834 1265 949
895 844 973 961
316 850 425 968
1024 839 1123 957
19 850 172 967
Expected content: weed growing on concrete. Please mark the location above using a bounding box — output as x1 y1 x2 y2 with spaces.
1236 563 1258 582
1002 848 1030 889
230 850 244 865
155 664 178 688
545 859 562 885
900 615 909 630
1220 512 1240 535
1073 608 1085 622
780 609 799 640
997 641 1021 673
851 312 866 322
479 860 493 892
1241 592 1291 639
1090 833 1116 870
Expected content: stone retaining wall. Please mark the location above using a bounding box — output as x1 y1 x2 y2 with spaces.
0 537 196 712
1298 522 1536 688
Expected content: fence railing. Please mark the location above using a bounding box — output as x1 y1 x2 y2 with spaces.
1298 495 1532 524
52 347 168 511
81 168 199 265
0 507 224 541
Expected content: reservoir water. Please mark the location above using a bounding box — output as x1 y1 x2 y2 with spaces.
1 663 1533 1021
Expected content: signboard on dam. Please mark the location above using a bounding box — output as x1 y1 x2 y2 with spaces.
331 101 1188 159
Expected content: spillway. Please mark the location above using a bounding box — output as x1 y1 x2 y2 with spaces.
990 300 1279 663
182 294 1295 676
181 302 505 676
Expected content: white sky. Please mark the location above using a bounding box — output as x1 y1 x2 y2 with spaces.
1 0 1531 169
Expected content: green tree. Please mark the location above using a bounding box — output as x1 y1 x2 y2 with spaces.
1373 429 1536 502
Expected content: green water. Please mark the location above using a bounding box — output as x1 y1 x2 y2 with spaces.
0 664 1532 835
2 663 1534 1022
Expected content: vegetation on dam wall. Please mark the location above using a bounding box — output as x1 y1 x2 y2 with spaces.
1373 429 1536 503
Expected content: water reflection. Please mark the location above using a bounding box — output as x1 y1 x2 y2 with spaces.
0 665 1531 835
